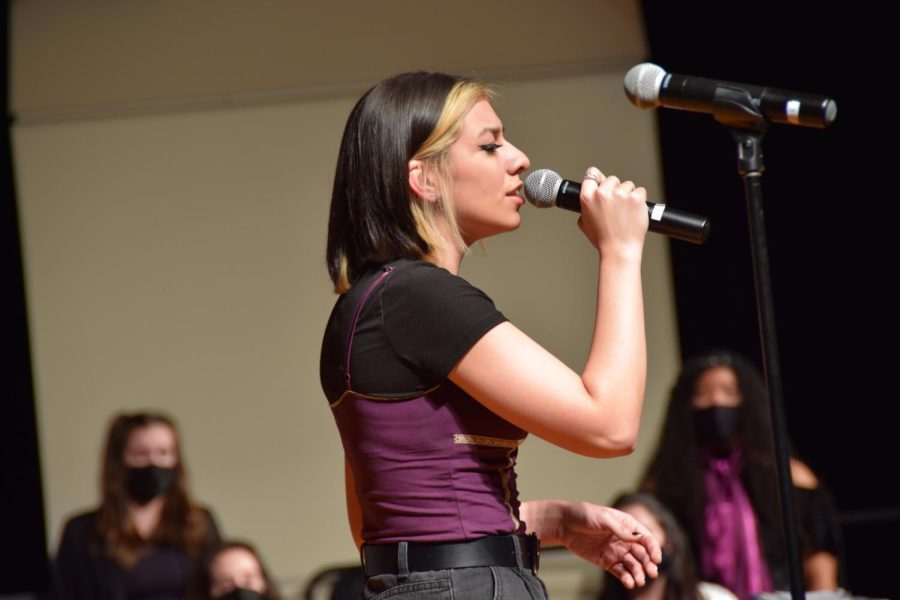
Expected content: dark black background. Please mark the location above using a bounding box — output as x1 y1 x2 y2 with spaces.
642 1 899 597
2 2 53 596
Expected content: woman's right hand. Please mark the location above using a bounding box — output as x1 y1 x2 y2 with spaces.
577 167 649 259
451 166 649 459
521 500 661 589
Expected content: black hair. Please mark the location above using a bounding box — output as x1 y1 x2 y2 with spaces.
326 71 477 292
638 349 786 585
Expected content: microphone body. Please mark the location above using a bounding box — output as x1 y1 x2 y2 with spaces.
624 63 837 128
523 169 710 245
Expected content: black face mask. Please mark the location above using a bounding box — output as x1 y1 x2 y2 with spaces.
624 549 671 597
693 406 741 449
656 548 671 576
124 466 175 504
217 590 267 600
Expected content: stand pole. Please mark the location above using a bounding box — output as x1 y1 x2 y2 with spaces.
713 86 805 600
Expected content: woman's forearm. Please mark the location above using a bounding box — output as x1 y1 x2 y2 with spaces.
582 254 647 449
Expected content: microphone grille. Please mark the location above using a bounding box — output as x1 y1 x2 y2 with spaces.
523 169 562 208
624 63 667 109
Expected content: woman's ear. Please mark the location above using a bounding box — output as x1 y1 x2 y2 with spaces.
408 159 438 202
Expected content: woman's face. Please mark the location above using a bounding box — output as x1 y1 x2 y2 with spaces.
691 366 742 410
445 99 530 244
122 423 178 469
209 547 268 598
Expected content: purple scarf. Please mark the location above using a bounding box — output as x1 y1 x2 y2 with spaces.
701 448 773 599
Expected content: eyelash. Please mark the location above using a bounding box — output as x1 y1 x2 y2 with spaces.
480 143 502 153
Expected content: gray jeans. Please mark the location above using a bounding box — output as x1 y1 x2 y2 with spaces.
362 566 549 599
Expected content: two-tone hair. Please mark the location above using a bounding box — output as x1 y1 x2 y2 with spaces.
325 71 493 293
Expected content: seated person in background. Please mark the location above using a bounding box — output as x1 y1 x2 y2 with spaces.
597 492 737 600
54 411 221 599
638 350 843 598
198 540 282 600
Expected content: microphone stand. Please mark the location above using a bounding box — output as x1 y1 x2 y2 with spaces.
712 86 805 600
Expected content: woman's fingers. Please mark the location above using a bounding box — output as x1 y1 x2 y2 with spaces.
621 552 647 588
608 562 635 589
583 167 605 183
624 541 656 578
576 166 649 252
598 506 662 574
580 168 605 203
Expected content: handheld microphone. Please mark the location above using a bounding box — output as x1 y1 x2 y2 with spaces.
523 168 711 245
624 62 837 128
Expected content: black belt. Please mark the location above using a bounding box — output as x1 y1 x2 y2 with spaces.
361 533 540 577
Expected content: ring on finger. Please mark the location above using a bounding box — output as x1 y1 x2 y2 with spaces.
583 170 601 182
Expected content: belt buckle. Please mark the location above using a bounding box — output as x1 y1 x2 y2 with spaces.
528 533 540 575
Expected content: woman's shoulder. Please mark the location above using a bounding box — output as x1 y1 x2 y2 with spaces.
386 259 487 298
343 259 463 301
187 503 218 526
62 508 100 529
196 504 219 523
382 260 501 328
789 457 820 490
58 508 101 543
389 259 459 283
192 504 223 540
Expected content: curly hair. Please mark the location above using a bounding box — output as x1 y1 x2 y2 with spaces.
637 349 787 584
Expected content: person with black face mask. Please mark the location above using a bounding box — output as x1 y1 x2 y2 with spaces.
637 351 843 599
54 411 222 599
597 492 738 600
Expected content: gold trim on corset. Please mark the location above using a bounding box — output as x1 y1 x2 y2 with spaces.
453 433 525 530
500 444 521 529
452 434 525 449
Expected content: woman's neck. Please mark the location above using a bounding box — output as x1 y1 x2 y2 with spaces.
426 217 468 275
426 243 465 275
127 496 165 540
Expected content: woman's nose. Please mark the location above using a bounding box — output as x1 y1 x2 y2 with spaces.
508 144 530 175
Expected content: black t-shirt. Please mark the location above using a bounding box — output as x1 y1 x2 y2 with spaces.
320 259 508 403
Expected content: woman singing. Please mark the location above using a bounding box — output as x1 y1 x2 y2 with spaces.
320 71 659 599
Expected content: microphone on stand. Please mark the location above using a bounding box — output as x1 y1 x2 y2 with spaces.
623 62 837 128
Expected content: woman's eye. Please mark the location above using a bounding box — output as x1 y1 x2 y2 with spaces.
480 143 502 153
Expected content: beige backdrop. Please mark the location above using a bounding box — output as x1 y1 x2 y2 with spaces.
12 1 682 596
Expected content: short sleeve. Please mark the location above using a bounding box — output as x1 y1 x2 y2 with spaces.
381 262 507 379
795 485 842 556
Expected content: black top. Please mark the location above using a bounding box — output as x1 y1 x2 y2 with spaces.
760 483 844 590
319 259 508 403
122 546 195 599
53 507 221 600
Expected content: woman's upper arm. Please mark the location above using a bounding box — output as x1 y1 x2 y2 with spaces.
54 517 90 599
804 551 839 591
449 321 639 458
